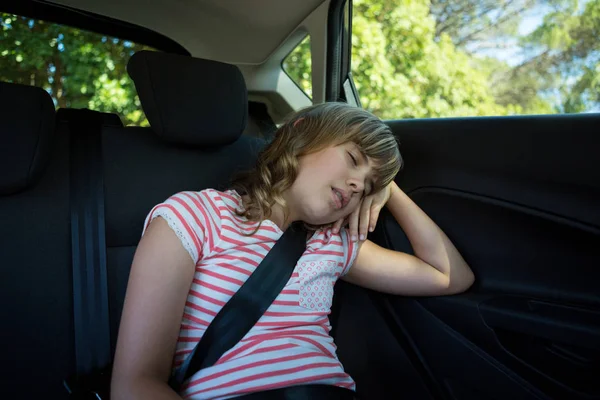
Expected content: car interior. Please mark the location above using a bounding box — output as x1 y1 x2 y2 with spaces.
1 1 599 399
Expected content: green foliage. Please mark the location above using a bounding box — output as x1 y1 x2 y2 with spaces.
285 0 599 119
352 0 515 118
1 14 153 126
522 0 600 112
430 0 536 47
3 1 598 122
283 35 313 98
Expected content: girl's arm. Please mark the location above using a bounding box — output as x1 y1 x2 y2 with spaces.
111 217 194 400
341 182 474 295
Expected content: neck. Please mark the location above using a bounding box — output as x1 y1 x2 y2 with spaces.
241 192 299 231
270 192 300 231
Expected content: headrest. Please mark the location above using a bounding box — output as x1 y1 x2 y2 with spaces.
127 51 248 146
0 82 56 195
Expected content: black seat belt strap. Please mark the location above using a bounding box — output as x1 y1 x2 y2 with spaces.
67 109 111 375
169 222 307 391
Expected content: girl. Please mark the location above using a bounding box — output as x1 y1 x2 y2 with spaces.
111 103 474 400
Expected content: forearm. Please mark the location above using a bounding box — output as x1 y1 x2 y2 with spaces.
386 182 474 292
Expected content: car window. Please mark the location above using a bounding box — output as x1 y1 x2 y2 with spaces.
1 12 156 126
282 35 312 99
351 0 600 119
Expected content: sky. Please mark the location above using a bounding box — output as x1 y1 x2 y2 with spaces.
474 0 591 66
469 4 548 66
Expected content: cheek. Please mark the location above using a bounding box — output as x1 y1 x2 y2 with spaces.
299 149 347 186
317 154 346 177
301 161 336 184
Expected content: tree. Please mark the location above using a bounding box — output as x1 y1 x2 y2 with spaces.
4 1 598 122
286 0 598 118
430 0 537 50
283 35 313 98
518 0 600 112
351 0 525 119
474 56 556 114
1 13 153 125
462 0 600 113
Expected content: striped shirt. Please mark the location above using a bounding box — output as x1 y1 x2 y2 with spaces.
143 189 359 399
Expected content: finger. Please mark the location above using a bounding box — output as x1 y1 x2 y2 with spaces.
348 207 360 242
369 205 382 232
359 198 372 241
332 218 344 234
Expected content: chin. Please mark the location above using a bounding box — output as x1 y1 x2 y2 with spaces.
303 218 329 227
302 203 345 226
301 212 332 226
306 214 340 227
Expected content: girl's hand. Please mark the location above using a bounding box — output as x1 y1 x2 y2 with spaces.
332 181 397 241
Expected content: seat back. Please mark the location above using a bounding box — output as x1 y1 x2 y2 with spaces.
0 82 74 399
0 52 267 397
103 51 266 352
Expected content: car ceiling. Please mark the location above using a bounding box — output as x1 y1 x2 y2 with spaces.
48 0 325 64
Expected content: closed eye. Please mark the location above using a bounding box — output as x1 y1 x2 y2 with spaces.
348 152 358 166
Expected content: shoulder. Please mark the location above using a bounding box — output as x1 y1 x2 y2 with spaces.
151 188 242 221
306 227 359 275
142 189 240 262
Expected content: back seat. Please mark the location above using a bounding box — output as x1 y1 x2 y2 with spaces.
0 82 74 399
0 51 264 398
104 51 265 350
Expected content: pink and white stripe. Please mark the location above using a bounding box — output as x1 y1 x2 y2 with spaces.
143 189 358 399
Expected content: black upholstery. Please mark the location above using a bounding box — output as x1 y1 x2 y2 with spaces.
0 51 265 398
0 82 56 195
102 52 264 351
127 50 248 147
103 126 264 351
0 83 73 399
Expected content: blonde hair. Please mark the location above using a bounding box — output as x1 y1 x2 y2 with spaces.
232 102 402 227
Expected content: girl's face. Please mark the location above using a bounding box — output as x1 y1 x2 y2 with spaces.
287 142 376 226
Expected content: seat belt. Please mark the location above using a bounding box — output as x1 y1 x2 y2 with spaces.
66 109 111 377
169 222 307 391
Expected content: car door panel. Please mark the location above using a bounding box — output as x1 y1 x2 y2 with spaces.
334 114 600 400
333 282 437 399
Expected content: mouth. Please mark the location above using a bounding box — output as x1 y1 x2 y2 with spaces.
331 187 349 210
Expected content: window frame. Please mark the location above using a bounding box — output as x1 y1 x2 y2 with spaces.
1 0 189 55
325 0 350 102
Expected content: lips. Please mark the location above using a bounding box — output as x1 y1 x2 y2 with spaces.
331 187 349 209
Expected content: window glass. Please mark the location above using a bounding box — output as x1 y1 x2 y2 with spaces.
1 13 156 125
352 0 600 119
282 35 312 98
